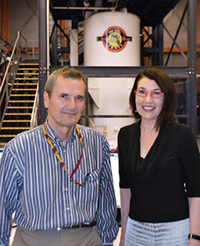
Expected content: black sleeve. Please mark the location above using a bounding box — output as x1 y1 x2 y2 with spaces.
118 126 131 188
180 125 200 197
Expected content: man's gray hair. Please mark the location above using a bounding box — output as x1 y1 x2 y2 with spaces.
45 66 85 97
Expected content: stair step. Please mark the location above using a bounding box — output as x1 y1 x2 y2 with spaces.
17 73 38 75
14 82 38 85
1 127 30 130
10 94 36 96
8 100 34 103
19 63 39 66
15 77 38 80
18 68 39 70
7 106 33 109
3 120 31 122
0 143 7 146
5 113 33 115
0 135 17 137
12 88 37 91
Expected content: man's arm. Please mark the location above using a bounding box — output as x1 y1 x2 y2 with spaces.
0 147 18 246
96 140 119 245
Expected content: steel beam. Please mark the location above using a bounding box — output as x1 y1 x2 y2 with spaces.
38 0 47 124
51 66 189 78
188 0 197 136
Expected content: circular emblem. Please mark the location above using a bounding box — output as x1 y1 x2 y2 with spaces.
100 26 131 52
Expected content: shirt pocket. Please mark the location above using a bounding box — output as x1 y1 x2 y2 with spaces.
75 168 101 205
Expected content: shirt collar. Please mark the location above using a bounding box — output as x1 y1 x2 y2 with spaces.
44 119 77 146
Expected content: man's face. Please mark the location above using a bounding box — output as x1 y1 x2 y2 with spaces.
44 75 85 131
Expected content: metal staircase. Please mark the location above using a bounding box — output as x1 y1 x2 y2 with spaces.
0 61 39 148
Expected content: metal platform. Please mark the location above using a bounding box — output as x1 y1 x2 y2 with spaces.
50 0 181 27
37 0 198 136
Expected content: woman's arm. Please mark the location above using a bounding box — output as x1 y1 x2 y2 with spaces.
188 197 200 246
119 188 131 246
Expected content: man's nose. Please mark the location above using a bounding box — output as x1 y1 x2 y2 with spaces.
68 97 77 108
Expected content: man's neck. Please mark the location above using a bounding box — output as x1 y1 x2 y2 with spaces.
47 121 75 147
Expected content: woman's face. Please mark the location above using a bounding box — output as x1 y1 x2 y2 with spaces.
135 77 164 124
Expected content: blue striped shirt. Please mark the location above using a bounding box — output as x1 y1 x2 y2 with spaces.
0 121 118 246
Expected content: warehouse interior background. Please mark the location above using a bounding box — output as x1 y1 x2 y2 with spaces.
0 0 200 148
0 0 200 244
0 0 200 145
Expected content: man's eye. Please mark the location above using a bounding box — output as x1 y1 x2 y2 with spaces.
61 94 68 98
76 96 84 101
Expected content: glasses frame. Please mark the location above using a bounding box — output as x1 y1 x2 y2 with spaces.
134 89 164 99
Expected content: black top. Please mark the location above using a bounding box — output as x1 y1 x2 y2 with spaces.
118 120 200 223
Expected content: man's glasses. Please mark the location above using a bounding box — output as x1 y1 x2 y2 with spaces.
134 89 164 99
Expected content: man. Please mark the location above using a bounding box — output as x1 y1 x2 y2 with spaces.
0 66 118 246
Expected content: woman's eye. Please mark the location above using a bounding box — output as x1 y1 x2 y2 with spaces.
139 90 146 94
152 91 161 96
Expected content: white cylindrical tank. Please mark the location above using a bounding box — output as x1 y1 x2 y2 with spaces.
84 10 139 149
88 77 135 150
84 11 140 66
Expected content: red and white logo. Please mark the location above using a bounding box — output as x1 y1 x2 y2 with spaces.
97 26 132 52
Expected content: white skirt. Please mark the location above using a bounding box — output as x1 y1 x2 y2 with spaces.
125 217 189 246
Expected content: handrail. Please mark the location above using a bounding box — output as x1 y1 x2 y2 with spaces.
30 83 39 129
0 31 20 94
0 31 21 128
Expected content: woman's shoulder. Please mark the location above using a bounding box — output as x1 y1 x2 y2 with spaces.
119 121 139 134
167 121 196 145
118 121 140 144
169 121 194 135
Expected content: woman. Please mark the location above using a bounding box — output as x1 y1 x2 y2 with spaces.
118 68 200 246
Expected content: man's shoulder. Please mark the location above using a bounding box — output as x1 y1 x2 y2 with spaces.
5 125 43 147
77 124 108 147
78 124 104 137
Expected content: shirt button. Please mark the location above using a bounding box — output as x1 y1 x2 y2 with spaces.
65 188 68 191
67 207 70 210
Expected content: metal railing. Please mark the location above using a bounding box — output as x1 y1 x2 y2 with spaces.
0 31 21 128
0 31 39 129
30 83 39 129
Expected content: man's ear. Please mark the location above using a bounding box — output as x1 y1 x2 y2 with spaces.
43 91 49 109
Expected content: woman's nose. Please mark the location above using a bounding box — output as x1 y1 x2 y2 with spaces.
145 92 153 101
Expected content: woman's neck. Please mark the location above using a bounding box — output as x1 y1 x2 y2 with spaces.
140 119 157 133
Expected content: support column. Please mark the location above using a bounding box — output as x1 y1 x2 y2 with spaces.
51 23 58 65
197 0 200 134
188 0 198 136
38 0 47 124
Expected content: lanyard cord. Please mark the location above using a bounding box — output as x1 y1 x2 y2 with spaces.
42 123 84 187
